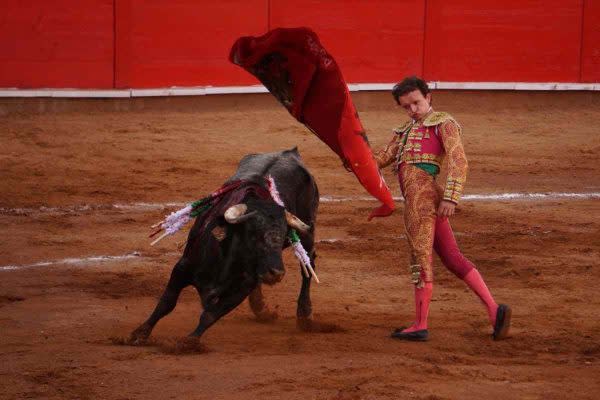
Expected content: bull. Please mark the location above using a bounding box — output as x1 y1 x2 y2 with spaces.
129 147 320 342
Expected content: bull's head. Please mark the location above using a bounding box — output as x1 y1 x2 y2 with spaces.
223 198 309 285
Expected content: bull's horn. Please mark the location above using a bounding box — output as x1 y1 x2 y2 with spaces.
285 211 310 233
224 204 257 224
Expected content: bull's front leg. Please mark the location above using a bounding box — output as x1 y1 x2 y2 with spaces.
295 242 340 333
296 247 315 330
248 285 278 322
189 279 256 338
129 258 191 344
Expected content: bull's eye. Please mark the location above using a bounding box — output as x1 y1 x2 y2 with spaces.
264 230 284 247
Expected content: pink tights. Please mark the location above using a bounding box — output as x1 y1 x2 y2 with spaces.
403 217 498 332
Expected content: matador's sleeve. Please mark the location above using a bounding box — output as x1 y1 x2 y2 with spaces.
373 133 400 169
439 120 468 204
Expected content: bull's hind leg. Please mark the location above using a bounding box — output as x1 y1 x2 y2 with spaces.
129 258 191 344
248 285 278 322
189 279 255 338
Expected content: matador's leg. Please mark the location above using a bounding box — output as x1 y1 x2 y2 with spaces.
434 217 502 328
401 166 437 285
392 165 437 340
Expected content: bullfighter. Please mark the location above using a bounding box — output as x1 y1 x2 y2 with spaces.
375 76 511 341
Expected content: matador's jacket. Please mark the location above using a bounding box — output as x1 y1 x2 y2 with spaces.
374 111 468 285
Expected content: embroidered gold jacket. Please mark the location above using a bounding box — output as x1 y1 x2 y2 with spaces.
374 111 468 204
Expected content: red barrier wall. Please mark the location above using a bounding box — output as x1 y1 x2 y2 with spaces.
0 0 114 89
269 0 425 83
114 0 268 88
423 0 584 82
581 0 600 82
0 1 598 89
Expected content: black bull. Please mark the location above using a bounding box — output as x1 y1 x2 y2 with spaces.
129 148 320 342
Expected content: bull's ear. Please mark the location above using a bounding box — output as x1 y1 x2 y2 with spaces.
285 210 310 233
224 203 257 224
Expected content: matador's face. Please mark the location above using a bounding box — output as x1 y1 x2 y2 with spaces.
398 89 432 122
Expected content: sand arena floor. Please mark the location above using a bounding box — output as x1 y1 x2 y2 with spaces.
1 91 599 399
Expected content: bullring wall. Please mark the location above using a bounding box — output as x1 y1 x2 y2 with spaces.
1 0 599 89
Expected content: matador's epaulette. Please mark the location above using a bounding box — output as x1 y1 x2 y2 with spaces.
392 120 413 135
423 111 457 127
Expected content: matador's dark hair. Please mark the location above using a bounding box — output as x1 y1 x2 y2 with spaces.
391 76 430 105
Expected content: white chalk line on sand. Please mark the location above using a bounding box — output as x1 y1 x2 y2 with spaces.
0 202 188 216
0 252 142 271
0 232 468 271
0 239 353 271
321 192 600 203
0 240 354 271
0 237 392 271
1 192 599 216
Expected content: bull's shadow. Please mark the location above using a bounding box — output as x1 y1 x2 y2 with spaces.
129 148 337 345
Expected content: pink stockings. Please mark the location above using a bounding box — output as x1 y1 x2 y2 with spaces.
463 269 498 325
403 216 498 332
435 216 498 325
401 282 433 333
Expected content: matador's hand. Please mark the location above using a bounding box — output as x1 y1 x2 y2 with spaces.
437 200 456 218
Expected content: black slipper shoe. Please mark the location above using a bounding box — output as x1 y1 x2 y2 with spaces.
391 327 429 341
493 304 512 341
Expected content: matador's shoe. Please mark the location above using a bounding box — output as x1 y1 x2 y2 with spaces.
391 327 429 341
492 304 512 340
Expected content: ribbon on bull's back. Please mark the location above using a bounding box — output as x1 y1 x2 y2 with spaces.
229 27 395 220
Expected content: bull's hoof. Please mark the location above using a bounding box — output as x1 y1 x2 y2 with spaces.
128 323 152 345
296 317 345 333
254 307 279 323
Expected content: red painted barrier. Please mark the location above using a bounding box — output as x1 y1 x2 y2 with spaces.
114 0 268 88
0 0 114 89
423 0 583 82
0 1 598 89
582 0 600 82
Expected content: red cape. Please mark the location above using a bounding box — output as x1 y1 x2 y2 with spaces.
230 27 394 220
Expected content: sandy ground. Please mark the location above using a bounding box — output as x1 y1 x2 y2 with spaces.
1 91 599 399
